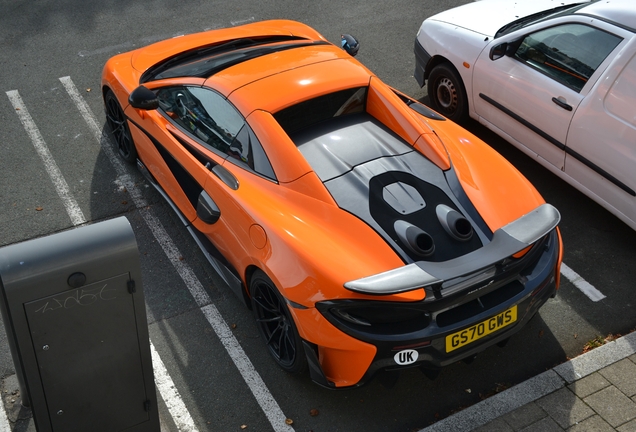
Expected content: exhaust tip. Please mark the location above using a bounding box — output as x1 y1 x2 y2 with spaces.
394 220 435 257
436 205 473 241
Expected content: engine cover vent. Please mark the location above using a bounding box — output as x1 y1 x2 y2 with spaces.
383 182 426 215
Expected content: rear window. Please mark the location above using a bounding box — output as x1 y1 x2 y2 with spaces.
274 87 367 135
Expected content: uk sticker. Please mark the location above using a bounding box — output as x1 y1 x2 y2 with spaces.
394 349 418 365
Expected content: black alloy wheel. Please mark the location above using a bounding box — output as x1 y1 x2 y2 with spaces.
427 63 468 123
250 270 307 374
105 90 137 164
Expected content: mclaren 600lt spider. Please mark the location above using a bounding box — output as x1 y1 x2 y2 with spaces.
102 20 563 388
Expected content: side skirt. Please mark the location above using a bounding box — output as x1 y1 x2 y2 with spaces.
136 159 247 307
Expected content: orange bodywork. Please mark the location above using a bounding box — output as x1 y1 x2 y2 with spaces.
290 308 377 387
102 20 562 388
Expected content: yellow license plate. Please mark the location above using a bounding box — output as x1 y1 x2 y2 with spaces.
446 305 517 353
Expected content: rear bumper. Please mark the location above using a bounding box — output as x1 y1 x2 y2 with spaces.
306 229 560 388
414 37 432 87
357 273 556 386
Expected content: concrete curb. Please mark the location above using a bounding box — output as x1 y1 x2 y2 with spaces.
420 331 636 432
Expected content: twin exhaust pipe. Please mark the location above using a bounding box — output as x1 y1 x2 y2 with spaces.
394 205 473 257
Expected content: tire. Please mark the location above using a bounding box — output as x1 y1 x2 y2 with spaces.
250 270 307 374
104 90 137 164
427 63 468 123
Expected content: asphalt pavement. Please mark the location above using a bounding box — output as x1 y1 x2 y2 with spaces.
2 1 636 431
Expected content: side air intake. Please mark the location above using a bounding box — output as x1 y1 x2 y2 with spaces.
436 204 473 241
394 220 435 257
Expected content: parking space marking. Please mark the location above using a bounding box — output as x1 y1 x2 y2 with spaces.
561 263 606 302
0 398 10 432
230 17 255 26
200 303 293 430
78 41 134 58
6 90 87 226
150 342 198 432
6 85 195 431
59 77 148 208
77 25 226 58
60 76 294 432
139 191 295 432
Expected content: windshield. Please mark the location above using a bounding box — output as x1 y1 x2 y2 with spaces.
495 2 590 38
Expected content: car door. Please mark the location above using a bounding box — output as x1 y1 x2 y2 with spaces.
472 20 622 171
152 85 278 273
125 82 214 223
564 41 636 228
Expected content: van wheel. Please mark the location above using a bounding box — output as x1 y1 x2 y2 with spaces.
427 63 468 123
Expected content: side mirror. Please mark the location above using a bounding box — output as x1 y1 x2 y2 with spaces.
489 37 523 60
128 86 159 110
489 42 508 60
340 34 359 56
197 191 220 224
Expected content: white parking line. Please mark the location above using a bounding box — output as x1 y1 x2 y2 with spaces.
6 90 86 226
561 262 606 302
6 85 195 431
78 41 134 58
230 17 255 26
143 208 293 431
0 400 10 432
60 76 294 432
58 78 148 207
150 342 198 432
200 304 292 429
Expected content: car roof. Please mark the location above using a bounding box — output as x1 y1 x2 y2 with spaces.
130 19 372 115
577 0 636 32
204 43 362 96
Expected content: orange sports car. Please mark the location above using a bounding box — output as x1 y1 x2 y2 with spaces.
101 20 563 388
